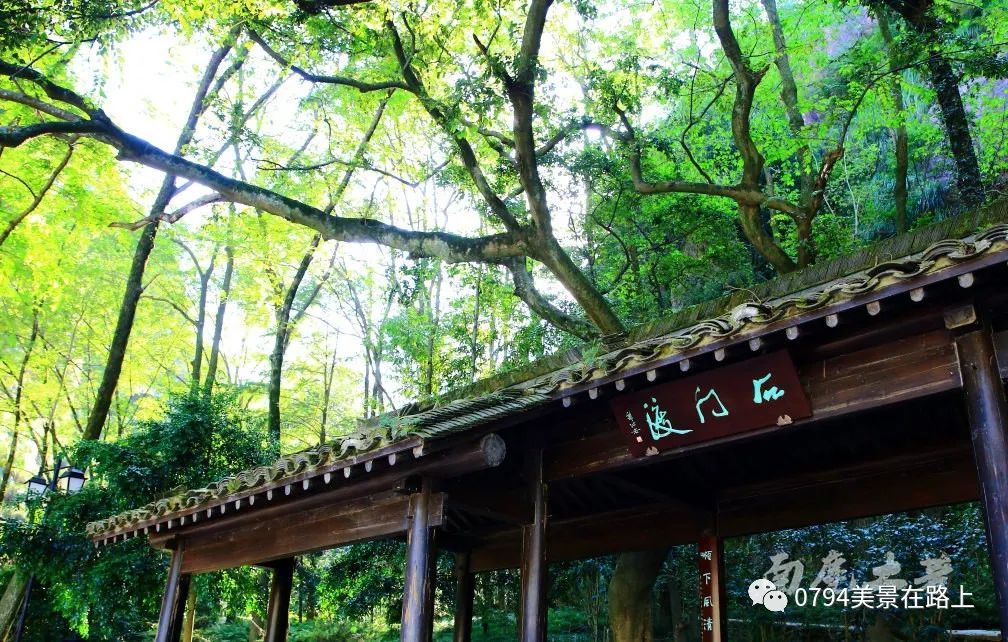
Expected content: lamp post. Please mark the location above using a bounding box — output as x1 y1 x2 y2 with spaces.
12 458 86 642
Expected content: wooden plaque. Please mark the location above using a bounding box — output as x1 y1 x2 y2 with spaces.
609 351 811 456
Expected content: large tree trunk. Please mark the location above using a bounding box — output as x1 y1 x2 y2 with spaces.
924 52 984 208
267 234 320 440
82 219 159 441
882 0 984 209
181 584 197 642
538 240 625 335
760 0 813 206
877 10 910 233
608 550 668 642
190 251 216 391
82 39 236 440
0 572 28 638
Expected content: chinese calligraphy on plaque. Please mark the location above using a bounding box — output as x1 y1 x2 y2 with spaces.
610 351 811 456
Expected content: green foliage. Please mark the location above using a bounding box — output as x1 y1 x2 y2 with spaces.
725 505 996 639
0 392 275 640
1 0 1006 638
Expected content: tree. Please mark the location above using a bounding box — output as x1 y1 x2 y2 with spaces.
608 550 668 642
81 33 242 440
1 0 1006 637
264 97 386 439
874 0 986 208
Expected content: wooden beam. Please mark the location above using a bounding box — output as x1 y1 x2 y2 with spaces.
178 492 443 573
446 485 532 525
544 328 962 481
717 444 978 537
476 440 977 570
470 502 699 572
452 552 474 642
402 480 436 642
953 324 1008 638
154 545 186 642
519 451 547 642
146 435 500 550
264 558 294 642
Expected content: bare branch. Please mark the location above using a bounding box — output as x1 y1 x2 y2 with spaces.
0 140 75 246
248 30 409 93
110 192 224 230
145 295 197 326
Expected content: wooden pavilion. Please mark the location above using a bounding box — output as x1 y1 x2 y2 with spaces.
88 202 1008 642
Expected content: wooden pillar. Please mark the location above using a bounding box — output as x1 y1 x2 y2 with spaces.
155 544 188 642
264 558 295 642
424 543 437 642
519 451 547 642
452 551 474 642
402 479 436 642
167 574 192 642
952 317 1008 638
698 531 726 642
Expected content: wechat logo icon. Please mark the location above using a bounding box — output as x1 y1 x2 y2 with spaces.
748 578 788 612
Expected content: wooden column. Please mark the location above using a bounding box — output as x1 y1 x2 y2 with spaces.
167 574 192 642
519 451 548 642
452 551 475 642
424 544 437 642
698 531 726 642
154 544 188 642
402 479 436 642
952 316 1008 638
264 558 295 642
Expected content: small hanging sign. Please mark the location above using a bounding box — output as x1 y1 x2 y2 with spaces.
609 350 811 456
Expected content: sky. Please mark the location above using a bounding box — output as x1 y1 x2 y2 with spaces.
63 26 532 417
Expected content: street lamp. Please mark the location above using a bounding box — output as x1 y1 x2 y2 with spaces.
25 459 86 498
25 474 48 499
13 458 87 642
60 466 86 494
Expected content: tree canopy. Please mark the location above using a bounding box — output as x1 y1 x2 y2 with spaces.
0 0 1005 638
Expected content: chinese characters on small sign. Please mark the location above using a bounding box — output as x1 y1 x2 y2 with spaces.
698 535 721 642
751 550 974 612
610 351 811 456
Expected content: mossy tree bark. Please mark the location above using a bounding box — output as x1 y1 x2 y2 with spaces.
608 550 668 642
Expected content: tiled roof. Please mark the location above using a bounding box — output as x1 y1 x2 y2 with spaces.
86 390 549 539
87 200 1008 541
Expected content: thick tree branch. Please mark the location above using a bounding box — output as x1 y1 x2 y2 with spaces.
615 106 805 218
0 107 525 263
712 0 766 190
504 258 598 341
504 0 555 237
712 0 797 273
387 19 522 233
0 119 106 146
0 59 96 116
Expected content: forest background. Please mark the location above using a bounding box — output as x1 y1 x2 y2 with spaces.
0 0 1005 639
